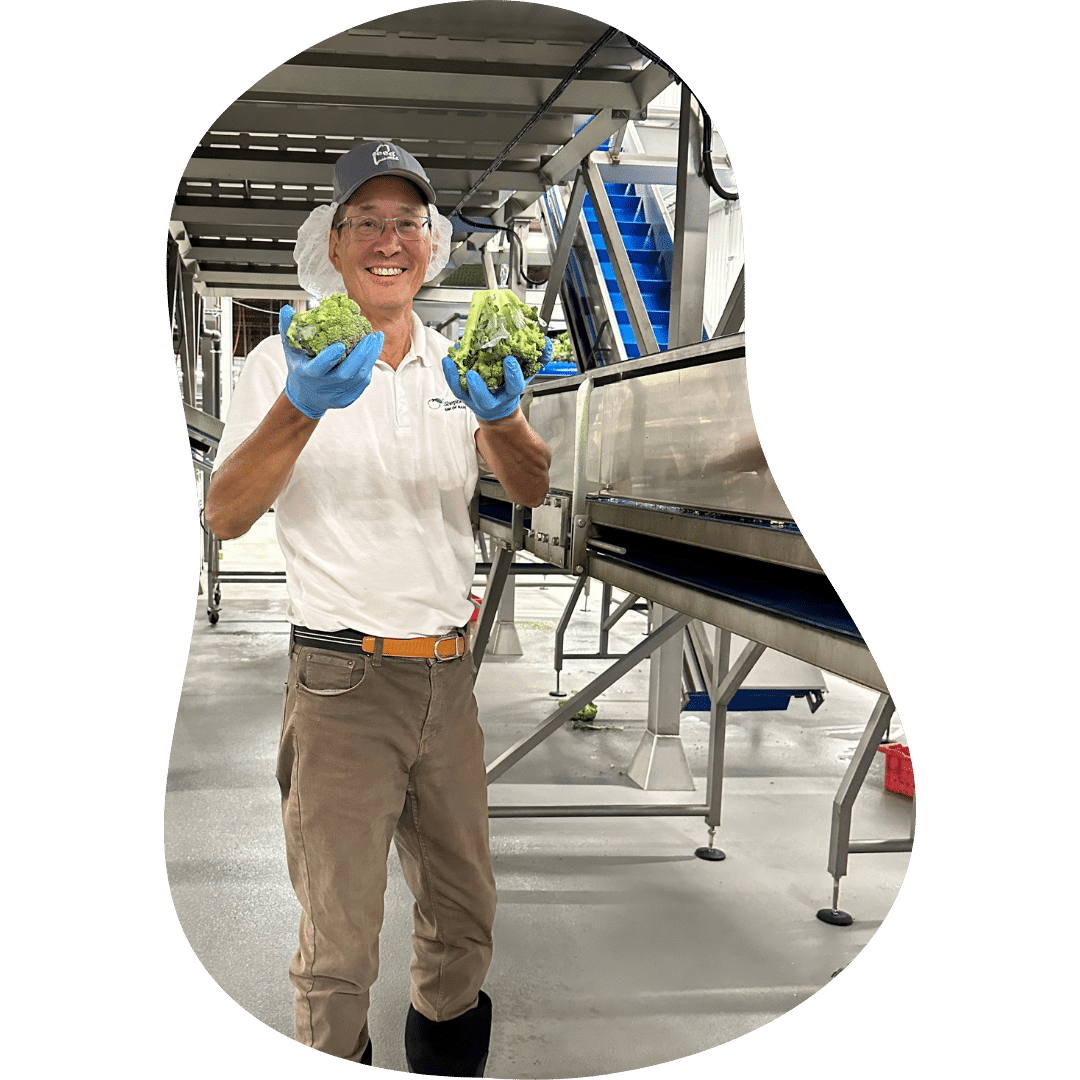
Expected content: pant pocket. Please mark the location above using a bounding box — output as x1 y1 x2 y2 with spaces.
295 648 369 697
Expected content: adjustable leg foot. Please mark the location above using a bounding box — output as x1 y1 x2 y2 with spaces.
816 878 853 925
694 825 726 862
548 670 567 698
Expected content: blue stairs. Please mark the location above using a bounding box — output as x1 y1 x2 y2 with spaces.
582 182 671 360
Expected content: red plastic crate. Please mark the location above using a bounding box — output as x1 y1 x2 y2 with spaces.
877 743 914 797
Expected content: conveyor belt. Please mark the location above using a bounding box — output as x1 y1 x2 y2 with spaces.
591 525 861 641
479 498 518 525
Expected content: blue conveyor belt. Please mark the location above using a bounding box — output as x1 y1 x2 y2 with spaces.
591 526 862 643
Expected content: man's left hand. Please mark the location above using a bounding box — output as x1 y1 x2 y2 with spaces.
441 339 553 422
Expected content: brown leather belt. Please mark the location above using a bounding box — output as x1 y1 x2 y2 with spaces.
290 624 468 661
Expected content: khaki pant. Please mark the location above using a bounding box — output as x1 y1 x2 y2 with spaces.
276 641 496 1061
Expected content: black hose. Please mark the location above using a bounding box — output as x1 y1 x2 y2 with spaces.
449 27 619 218
700 109 739 201
457 213 545 288
622 35 738 201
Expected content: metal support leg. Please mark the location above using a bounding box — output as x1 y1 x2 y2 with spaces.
549 572 588 696
697 628 730 860
601 591 642 635
628 604 695 791
669 85 711 348
696 636 766 861
201 468 222 625
487 611 692 783
487 559 524 659
597 582 613 655
817 693 898 926
471 544 513 679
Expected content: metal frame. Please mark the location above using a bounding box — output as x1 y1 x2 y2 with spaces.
668 84 711 348
581 156 660 357
472 326 908 914
820 692 914 919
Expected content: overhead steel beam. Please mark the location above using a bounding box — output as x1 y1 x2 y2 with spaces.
210 102 575 147
168 221 199 269
183 156 334 186
539 108 631 188
495 61 674 222
197 270 300 287
179 223 310 242
328 6 620 51
247 64 646 114
204 286 311 301
593 153 682 186
306 27 638 70
189 245 296 264
417 285 547 307
183 151 547 194
170 201 315 229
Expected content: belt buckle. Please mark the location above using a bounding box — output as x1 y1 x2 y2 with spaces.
433 630 463 662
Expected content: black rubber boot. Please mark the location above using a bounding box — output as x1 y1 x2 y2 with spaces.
360 1039 373 1066
404 991 492 1077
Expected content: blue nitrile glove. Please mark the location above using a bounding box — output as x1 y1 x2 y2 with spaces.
441 338 553 422
279 305 384 420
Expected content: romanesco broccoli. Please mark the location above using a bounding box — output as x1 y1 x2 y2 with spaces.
286 293 373 358
551 332 573 362
447 289 548 392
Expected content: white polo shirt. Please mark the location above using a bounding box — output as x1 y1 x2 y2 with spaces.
214 312 480 638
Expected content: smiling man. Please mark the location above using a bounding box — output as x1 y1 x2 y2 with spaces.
204 141 552 1075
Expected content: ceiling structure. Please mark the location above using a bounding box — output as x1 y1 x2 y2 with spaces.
169 2 676 301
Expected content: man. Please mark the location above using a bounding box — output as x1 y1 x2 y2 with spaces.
205 141 552 1074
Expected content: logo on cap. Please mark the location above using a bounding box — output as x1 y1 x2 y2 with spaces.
373 143 399 166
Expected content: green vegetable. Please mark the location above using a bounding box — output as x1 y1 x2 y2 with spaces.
551 332 573 362
558 701 598 723
286 294 373 358
447 288 548 392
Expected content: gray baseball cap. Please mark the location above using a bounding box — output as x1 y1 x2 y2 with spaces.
333 141 437 206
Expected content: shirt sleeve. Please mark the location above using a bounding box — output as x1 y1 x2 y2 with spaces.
212 335 288 473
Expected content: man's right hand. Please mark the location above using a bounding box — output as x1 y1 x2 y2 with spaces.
280 305 384 419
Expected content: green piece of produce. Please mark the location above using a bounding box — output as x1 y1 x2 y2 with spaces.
286 293 373 358
551 332 573 362
558 701 598 723
447 288 548 391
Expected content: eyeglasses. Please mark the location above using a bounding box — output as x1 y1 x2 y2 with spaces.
334 214 432 242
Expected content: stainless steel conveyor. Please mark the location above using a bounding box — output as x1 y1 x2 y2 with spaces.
471 333 912 923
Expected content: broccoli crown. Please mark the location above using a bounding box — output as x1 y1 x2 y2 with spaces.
551 333 573 362
286 293 373 358
447 288 548 391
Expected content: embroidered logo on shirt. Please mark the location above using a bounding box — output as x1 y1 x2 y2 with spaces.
428 397 468 412
373 143 399 166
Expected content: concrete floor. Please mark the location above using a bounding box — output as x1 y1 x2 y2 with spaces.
165 515 913 1077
